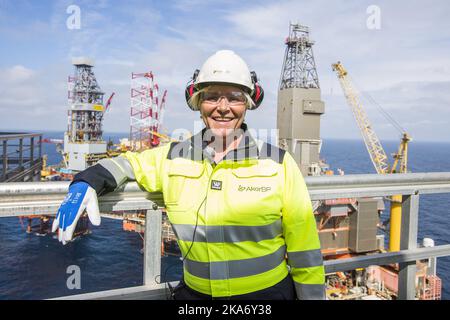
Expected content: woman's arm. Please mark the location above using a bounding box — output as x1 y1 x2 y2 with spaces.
53 144 170 244
72 143 171 195
281 152 326 300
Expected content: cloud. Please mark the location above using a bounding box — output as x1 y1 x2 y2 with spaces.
5 65 35 82
0 62 71 131
322 79 450 142
218 0 450 142
1 0 450 143
0 65 39 107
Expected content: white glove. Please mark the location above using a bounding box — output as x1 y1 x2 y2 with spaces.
52 181 101 245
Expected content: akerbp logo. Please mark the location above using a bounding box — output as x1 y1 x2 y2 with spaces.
238 185 271 192
211 180 222 190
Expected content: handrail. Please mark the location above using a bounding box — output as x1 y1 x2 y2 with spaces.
305 172 450 199
1 133 42 183
0 172 449 300
0 133 42 141
1 172 450 217
324 245 450 273
0 181 164 217
51 245 450 300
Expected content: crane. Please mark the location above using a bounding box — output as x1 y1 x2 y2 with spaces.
332 62 411 174
332 61 411 252
99 92 115 121
104 92 115 113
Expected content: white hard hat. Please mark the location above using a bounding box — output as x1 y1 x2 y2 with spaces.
194 50 254 92
185 50 264 111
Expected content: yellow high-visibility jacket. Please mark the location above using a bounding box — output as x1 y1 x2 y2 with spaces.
73 125 325 299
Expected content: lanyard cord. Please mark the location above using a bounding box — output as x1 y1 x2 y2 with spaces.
162 194 207 299
160 165 212 299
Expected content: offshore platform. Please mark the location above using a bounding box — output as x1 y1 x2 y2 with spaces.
38 60 178 255
277 22 440 300
20 58 118 235
278 23 325 177
64 57 112 171
1 23 444 300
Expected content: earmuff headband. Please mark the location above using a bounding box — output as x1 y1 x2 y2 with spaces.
185 69 264 110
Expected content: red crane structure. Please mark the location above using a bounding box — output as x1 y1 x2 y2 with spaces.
129 72 167 151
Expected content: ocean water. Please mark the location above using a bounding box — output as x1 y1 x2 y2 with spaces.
0 131 449 299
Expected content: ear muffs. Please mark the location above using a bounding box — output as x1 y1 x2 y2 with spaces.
249 71 264 110
184 69 264 111
185 69 200 111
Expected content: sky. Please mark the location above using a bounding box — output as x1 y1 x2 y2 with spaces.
0 0 449 142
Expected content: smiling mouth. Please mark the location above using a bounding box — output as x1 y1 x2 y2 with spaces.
212 117 235 122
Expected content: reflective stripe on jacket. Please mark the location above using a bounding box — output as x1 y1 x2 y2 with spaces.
73 125 325 299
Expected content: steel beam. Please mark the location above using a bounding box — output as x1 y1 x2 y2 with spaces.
143 209 162 286
1 172 449 216
30 137 34 165
324 244 450 273
38 135 42 161
0 133 42 140
19 138 23 169
306 172 450 200
2 140 6 181
0 181 164 217
50 283 178 300
398 194 419 300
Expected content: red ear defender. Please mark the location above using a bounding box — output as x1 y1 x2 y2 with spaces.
249 71 264 110
185 69 200 111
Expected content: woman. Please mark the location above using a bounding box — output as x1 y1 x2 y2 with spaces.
53 50 325 300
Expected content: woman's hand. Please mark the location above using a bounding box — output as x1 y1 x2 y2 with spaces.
52 181 101 245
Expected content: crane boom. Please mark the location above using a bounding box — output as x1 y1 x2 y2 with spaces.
332 61 412 252
104 92 115 112
332 61 389 174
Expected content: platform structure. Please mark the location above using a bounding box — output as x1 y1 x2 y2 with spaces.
0 132 42 182
278 23 325 177
129 72 167 151
63 57 108 171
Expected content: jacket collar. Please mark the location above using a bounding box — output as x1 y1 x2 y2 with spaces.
189 123 259 163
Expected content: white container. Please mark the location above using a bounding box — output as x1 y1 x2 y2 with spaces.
423 238 435 248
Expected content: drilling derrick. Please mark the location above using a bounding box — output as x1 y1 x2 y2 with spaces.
64 57 108 171
130 72 167 151
277 23 325 176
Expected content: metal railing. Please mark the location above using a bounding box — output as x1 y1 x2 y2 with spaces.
1 172 450 300
0 133 42 182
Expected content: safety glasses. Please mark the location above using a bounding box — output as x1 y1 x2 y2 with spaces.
201 89 247 106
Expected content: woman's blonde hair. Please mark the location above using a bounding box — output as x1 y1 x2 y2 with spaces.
188 85 255 111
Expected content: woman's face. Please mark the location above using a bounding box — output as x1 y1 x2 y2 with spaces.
199 85 247 138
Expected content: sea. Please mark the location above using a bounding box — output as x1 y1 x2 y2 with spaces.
0 130 449 300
